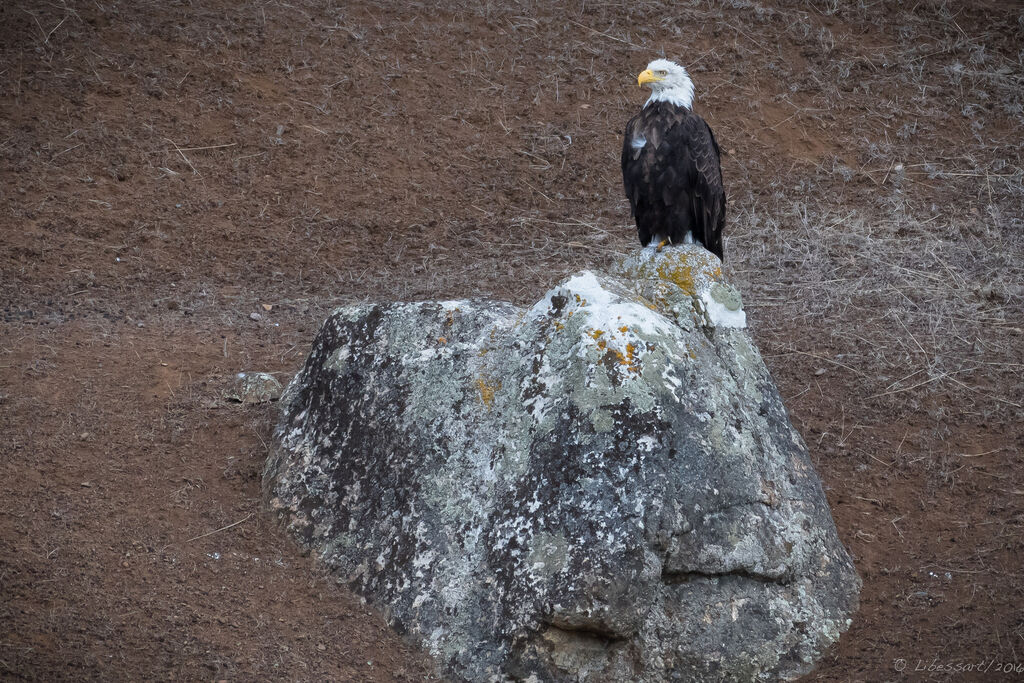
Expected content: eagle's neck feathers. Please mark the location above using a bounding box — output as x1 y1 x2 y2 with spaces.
645 81 694 109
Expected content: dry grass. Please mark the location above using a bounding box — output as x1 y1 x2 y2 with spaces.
713 1 1024 426
730 194 1023 420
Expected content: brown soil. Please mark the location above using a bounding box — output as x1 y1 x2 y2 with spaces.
2 1 1022 680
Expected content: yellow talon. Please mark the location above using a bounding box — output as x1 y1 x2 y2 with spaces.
656 239 669 252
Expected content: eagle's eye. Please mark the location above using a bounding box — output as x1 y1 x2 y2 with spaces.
656 69 668 76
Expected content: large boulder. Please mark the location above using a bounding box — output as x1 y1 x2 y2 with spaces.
264 246 860 682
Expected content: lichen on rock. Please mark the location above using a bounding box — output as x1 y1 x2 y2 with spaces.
264 245 860 682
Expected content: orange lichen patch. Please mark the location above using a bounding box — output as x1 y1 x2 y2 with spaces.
655 260 698 296
475 377 501 408
437 336 448 344
624 343 639 373
589 329 610 351
600 341 640 375
619 325 629 334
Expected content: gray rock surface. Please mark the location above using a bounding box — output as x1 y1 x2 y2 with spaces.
263 245 860 682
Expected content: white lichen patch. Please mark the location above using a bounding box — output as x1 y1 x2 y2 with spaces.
701 289 747 328
551 271 677 338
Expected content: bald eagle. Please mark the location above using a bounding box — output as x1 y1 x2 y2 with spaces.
622 59 726 260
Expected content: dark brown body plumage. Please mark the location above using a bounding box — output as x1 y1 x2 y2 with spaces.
622 101 726 260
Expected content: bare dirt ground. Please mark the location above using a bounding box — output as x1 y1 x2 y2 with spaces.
2 0 1022 680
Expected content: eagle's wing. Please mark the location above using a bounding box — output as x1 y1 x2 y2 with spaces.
664 114 725 260
691 119 726 260
621 113 652 245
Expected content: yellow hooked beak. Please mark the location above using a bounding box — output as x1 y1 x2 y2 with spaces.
637 69 663 87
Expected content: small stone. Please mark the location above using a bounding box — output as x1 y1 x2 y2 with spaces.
249 312 262 321
224 372 283 404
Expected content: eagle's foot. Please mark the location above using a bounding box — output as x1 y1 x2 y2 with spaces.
655 239 669 252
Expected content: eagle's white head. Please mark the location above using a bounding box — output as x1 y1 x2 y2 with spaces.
637 59 695 109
